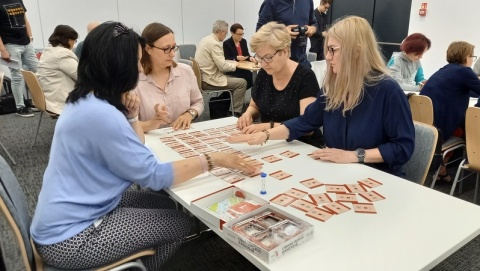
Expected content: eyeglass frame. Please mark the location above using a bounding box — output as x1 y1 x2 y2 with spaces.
253 50 281 64
470 55 478 62
233 32 244 36
327 46 341 56
149 44 180 54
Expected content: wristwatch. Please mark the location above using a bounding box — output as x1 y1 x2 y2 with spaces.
187 109 197 120
355 148 366 164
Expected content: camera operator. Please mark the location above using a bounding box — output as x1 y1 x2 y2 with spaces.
256 0 317 68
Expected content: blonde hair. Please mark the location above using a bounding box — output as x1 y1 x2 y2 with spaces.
323 16 389 115
446 41 474 65
250 22 291 53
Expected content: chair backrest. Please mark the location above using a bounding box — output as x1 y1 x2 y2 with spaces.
0 155 34 270
311 60 327 86
0 71 4 94
178 44 196 60
403 121 438 185
307 52 317 62
465 107 480 171
177 58 192 66
190 58 204 92
21 70 47 112
408 94 434 126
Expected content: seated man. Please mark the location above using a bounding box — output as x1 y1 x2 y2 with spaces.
195 20 247 117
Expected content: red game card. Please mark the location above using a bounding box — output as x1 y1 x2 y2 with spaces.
262 155 282 163
165 142 184 148
203 138 220 144
279 150 300 158
188 142 207 148
352 203 377 214
222 148 241 155
284 188 309 199
270 170 292 180
358 190 386 202
358 178 383 189
325 184 347 194
345 183 367 193
308 193 333 205
221 174 245 184
209 143 229 150
210 167 232 176
306 207 334 222
270 194 296 207
300 178 324 189
179 151 199 158
335 193 358 203
323 202 351 214
159 137 176 142
172 146 192 153
290 199 317 212
194 147 213 153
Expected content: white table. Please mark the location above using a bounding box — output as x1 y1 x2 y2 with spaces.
145 117 480 271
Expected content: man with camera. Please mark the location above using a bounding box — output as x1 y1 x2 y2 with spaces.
309 0 332 61
256 0 317 68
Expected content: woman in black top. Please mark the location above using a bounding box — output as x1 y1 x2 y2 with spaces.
236 22 323 148
223 23 255 89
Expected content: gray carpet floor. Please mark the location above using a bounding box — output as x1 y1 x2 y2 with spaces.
1 108 480 271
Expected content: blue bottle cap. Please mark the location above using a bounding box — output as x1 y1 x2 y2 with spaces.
261 172 267 178
260 190 267 195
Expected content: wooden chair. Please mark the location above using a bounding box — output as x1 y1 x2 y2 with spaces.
403 121 438 185
0 71 16 164
450 107 480 203
0 154 155 271
190 58 233 119
311 60 327 86
20 70 60 147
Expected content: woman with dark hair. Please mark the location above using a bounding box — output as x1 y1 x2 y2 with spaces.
30 22 256 270
36 24 79 114
387 33 431 92
223 23 255 89
133 22 204 132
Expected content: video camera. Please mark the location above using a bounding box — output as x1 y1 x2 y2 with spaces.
291 26 308 46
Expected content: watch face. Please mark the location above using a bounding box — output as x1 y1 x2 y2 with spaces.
356 148 366 157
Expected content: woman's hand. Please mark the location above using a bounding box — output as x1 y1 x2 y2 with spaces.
209 152 259 173
227 132 267 146
237 113 253 130
309 148 356 164
172 112 193 130
122 92 140 119
237 55 248 61
153 104 171 124
241 123 269 134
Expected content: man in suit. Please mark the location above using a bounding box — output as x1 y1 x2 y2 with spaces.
309 0 332 61
195 20 247 117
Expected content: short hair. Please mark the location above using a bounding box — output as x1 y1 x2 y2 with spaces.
321 0 333 5
48 25 78 48
141 22 176 75
250 22 291 53
230 23 244 34
446 41 474 65
212 20 228 33
400 33 431 55
67 22 145 114
87 21 100 32
323 16 388 114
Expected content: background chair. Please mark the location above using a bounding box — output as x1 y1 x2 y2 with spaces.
450 107 480 203
20 70 59 147
178 44 196 60
0 154 155 271
403 121 438 185
0 71 16 165
307 52 317 62
311 60 327 86
190 58 233 120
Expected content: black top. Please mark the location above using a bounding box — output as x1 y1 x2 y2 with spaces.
309 8 328 60
252 64 319 123
223 37 251 61
0 0 29 45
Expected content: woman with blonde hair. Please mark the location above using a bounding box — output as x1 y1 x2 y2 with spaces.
236 22 324 148
229 16 415 177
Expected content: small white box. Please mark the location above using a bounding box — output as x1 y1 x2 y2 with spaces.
191 186 270 230
223 205 314 263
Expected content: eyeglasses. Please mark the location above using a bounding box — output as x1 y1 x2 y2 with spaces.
234 32 244 36
150 44 179 54
254 50 280 64
113 22 130 38
471 55 478 62
327 46 341 56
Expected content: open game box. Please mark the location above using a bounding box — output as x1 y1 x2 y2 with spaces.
191 186 270 230
223 205 314 263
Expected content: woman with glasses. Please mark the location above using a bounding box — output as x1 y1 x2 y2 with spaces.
36 24 78 114
223 23 255 89
133 22 204 132
420 41 480 183
229 16 415 177
235 22 324 148
31 22 256 270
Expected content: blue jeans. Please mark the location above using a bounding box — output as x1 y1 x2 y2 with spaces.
4 43 38 108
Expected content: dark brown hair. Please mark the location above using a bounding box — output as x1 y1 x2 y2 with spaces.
48 25 78 48
141 22 176 75
230 23 244 34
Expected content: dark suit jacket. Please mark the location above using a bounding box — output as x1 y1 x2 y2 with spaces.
223 37 251 61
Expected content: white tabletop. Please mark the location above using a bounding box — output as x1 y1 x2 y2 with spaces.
145 117 480 271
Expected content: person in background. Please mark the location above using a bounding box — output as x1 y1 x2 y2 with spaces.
0 0 37 117
30 21 256 271
74 21 99 59
387 33 431 92
256 0 317 68
37 25 78 115
195 20 247 117
236 22 323 148
133 22 204 132
420 41 480 183
229 16 415 177
309 0 332 61
223 23 255 90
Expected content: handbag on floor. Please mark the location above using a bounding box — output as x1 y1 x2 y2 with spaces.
0 76 16 115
